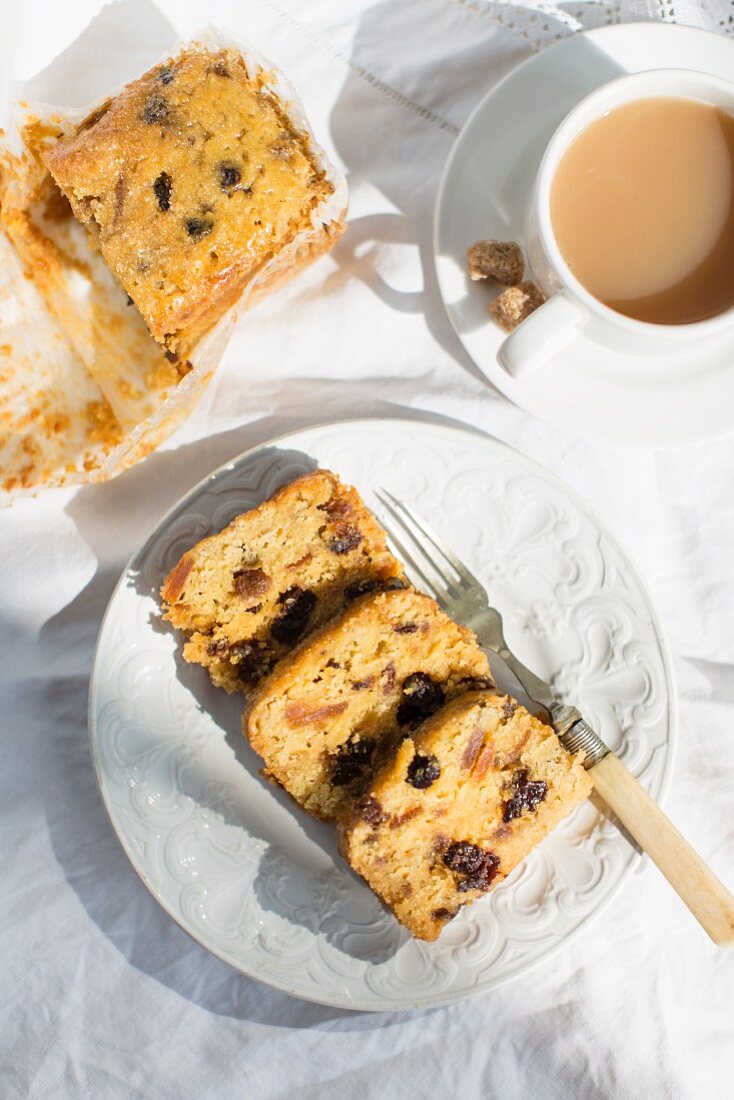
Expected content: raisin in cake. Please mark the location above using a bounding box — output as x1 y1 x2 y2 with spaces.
337 691 591 940
42 44 345 360
160 470 405 693
244 588 493 820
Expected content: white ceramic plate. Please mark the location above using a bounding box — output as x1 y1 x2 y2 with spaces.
89 418 676 1010
434 24 734 447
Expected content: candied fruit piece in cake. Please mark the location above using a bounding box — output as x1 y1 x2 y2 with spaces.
489 281 545 332
337 691 591 940
467 240 524 285
160 470 405 693
244 588 493 821
41 45 345 358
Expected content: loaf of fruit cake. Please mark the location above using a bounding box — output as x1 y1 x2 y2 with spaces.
244 588 494 820
337 690 592 940
160 470 406 693
41 41 346 361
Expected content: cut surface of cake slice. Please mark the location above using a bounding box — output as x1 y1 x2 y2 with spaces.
160 470 405 693
244 588 493 820
42 44 344 359
337 691 592 940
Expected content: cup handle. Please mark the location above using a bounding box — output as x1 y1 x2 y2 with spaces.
497 289 588 380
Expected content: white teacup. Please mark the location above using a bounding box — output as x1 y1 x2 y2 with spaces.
497 68 734 380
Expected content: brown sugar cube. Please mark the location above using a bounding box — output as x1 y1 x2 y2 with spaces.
467 240 524 285
489 282 545 332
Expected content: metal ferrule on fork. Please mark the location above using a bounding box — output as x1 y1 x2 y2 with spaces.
551 703 610 770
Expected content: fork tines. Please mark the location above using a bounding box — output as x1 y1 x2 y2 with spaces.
374 489 483 609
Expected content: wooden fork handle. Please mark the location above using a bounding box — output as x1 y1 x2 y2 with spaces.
589 752 734 947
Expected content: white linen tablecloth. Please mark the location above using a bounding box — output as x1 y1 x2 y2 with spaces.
2 1 734 1096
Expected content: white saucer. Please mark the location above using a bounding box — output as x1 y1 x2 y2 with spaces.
434 24 734 447
89 418 675 1010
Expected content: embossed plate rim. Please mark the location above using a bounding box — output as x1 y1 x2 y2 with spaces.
88 415 677 1011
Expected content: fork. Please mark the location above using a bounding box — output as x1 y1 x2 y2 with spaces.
375 488 734 947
